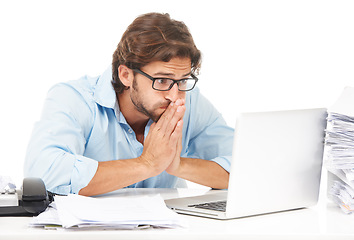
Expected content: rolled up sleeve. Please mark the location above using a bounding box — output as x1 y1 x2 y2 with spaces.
24 83 98 195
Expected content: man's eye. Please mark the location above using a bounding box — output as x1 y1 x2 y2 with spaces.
156 79 169 84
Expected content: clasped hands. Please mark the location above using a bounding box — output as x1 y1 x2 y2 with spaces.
139 98 185 176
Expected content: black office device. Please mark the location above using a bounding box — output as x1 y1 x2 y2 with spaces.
0 177 51 216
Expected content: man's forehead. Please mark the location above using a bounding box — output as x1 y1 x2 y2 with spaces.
143 58 192 76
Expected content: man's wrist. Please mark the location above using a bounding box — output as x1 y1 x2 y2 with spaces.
137 155 160 176
166 157 184 176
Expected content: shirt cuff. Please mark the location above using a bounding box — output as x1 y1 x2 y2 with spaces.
71 155 98 194
211 156 232 173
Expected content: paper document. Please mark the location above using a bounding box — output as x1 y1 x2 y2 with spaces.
30 194 186 230
329 180 354 214
326 86 354 214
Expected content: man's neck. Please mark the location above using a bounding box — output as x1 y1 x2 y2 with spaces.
117 92 149 135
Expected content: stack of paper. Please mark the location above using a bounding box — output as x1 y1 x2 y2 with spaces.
326 87 354 214
326 112 354 171
30 194 186 230
329 180 354 214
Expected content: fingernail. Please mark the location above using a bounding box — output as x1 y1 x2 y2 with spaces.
170 102 174 107
177 106 182 112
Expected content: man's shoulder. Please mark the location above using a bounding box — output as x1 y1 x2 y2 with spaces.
185 86 201 103
184 86 222 124
64 73 100 92
48 67 116 110
48 75 98 101
186 87 212 108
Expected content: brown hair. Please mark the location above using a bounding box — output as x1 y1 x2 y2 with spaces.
112 12 202 94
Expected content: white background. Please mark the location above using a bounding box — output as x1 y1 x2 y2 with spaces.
0 0 353 186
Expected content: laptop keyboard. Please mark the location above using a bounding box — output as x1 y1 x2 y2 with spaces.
188 200 226 212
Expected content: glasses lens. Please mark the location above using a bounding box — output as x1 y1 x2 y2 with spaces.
153 79 174 90
178 79 196 91
153 78 197 91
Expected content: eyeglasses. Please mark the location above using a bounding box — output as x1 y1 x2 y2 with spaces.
132 69 198 91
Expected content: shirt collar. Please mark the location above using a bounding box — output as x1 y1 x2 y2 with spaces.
92 67 131 125
93 66 116 109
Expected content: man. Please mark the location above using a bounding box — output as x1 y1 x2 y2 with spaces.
24 12 234 196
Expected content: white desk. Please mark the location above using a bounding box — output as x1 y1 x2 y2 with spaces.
0 188 353 240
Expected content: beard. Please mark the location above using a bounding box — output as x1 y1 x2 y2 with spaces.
130 78 170 122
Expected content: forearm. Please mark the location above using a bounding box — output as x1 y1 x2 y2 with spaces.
172 158 229 189
79 157 154 196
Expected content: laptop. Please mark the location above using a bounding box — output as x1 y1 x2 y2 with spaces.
165 108 327 219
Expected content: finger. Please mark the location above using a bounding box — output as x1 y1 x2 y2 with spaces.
154 98 186 137
170 119 184 145
154 101 176 131
156 100 183 133
148 122 157 133
143 122 155 143
174 128 183 162
177 126 183 151
163 104 186 138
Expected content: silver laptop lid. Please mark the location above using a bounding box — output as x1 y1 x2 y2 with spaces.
226 108 327 218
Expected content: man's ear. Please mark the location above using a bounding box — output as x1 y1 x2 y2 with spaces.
118 65 134 87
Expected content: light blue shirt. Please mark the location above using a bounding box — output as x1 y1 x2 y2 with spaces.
24 67 234 195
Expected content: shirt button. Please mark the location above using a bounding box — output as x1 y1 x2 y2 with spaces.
128 129 133 134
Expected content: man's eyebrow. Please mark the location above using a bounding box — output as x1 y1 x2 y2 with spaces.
153 71 192 78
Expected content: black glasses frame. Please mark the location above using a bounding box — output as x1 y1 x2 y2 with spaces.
132 68 198 92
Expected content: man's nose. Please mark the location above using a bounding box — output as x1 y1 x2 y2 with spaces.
165 83 179 102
